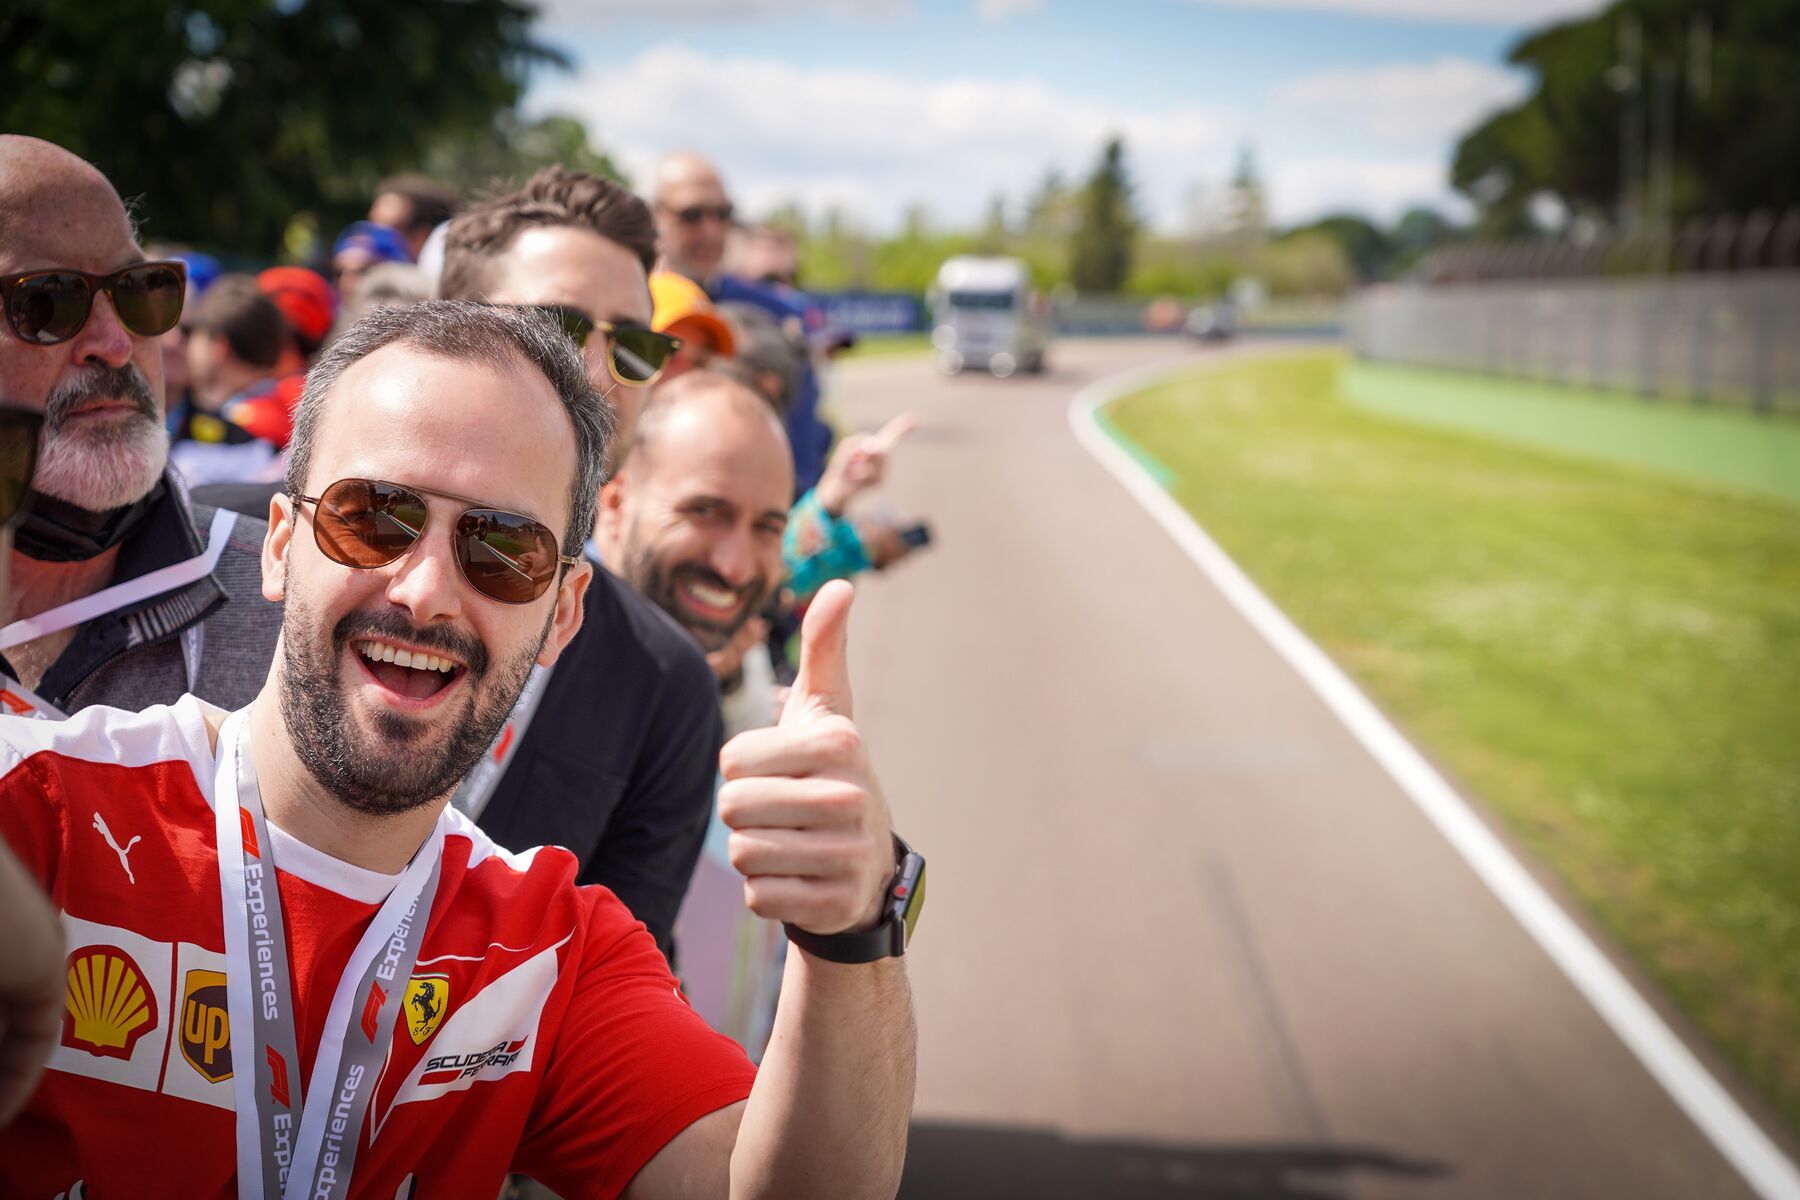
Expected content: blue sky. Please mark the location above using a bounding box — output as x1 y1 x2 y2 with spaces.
526 0 1606 233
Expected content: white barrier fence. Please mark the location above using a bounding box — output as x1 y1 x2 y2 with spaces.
1349 273 1800 413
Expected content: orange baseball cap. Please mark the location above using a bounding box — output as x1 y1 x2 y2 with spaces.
649 271 736 356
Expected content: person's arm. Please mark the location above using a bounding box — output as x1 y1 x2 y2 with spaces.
0 836 61 1127
625 581 915 1200
782 490 871 603
0 739 68 1128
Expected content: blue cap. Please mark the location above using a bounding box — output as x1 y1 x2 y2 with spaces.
170 250 223 297
332 221 412 265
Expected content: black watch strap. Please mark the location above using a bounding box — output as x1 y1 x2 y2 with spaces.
783 834 925 964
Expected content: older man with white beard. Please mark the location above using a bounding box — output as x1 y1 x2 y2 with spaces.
0 136 280 718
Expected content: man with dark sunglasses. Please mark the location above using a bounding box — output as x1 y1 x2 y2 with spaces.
0 300 918 1198
653 152 834 495
438 167 724 960
0 136 281 721
652 152 736 288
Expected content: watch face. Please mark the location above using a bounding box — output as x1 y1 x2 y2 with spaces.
896 854 926 946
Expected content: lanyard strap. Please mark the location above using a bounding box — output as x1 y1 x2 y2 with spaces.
0 672 68 720
0 508 237 650
214 708 445 1199
450 661 552 821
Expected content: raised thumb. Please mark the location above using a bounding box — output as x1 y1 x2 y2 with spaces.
782 579 855 723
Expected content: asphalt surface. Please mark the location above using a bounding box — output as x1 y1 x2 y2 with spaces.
830 338 1778 1199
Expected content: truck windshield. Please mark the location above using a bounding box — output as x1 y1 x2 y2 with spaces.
947 289 1017 311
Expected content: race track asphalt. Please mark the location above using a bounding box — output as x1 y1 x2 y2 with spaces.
830 338 1784 1199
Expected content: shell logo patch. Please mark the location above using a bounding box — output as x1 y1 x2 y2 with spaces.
180 969 233 1083
405 974 450 1045
62 945 158 1059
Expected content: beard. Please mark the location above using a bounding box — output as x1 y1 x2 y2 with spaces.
622 528 771 653
277 581 547 816
33 364 168 510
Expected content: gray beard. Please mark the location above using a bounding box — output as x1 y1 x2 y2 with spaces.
33 364 168 510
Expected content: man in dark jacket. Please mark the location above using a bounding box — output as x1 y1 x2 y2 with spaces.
436 168 722 958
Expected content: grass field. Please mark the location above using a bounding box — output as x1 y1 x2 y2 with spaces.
838 332 933 360
1106 350 1800 1130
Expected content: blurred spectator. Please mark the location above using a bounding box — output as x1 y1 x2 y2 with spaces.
369 172 461 260
650 270 736 380
785 413 924 602
332 219 411 294
147 247 221 440
171 275 286 485
653 151 734 283
715 301 804 415
166 248 222 296
655 152 833 493
257 265 336 365
595 369 792 706
185 276 285 413
442 165 665 472
336 260 432 330
0 134 278 717
436 167 722 958
727 223 800 287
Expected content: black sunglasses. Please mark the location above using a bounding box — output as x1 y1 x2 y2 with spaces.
0 261 187 346
526 305 682 389
1 406 44 528
293 477 579 605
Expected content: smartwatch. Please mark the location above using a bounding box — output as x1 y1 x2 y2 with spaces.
784 833 925 964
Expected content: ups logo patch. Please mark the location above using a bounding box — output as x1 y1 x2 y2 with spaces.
405 974 450 1045
180 969 232 1083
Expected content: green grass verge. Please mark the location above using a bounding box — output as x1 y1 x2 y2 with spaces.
1107 350 1800 1130
837 333 933 360
1343 361 1800 506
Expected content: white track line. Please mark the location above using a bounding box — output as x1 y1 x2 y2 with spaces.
1069 359 1800 1200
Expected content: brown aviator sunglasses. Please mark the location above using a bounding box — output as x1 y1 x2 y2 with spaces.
293 478 580 605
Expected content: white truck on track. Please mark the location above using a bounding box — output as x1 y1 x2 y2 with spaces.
929 255 1051 378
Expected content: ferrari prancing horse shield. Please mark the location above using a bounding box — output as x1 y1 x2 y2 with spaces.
405 974 450 1045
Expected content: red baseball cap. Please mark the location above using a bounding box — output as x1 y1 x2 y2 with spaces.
257 266 338 348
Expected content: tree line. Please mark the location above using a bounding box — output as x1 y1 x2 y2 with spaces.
4 0 1787 292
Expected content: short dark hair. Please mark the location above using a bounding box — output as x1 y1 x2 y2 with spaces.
189 274 285 369
439 166 657 301
285 301 611 556
374 174 461 235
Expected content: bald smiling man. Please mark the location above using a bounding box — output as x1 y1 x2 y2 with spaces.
0 136 280 720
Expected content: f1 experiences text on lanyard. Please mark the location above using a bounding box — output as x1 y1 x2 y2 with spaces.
213 708 445 1199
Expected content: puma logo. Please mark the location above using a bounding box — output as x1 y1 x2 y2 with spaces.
93 812 142 885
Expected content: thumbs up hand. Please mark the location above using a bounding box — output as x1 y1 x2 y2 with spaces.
717 581 895 937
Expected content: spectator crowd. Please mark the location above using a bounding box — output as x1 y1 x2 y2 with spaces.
0 132 934 1198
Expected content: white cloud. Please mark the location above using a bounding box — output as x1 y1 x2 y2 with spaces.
1192 0 1605 24
1266 156 1464 224
1274 56 1528 143
530 43 1236 233
976 0 1046 20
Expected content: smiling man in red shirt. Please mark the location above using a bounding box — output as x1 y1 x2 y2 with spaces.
0 298 918 1198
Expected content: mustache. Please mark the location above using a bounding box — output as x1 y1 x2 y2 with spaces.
331 607 490 677
43 364 157 432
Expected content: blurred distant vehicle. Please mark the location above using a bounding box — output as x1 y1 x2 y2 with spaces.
930 255 1050 378
1185 299 1238 343
1141 297 1187 333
